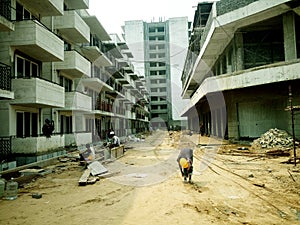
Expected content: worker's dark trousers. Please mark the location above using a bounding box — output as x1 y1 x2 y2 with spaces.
183 166 193 180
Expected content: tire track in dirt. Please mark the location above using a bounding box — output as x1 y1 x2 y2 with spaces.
194 147 299 223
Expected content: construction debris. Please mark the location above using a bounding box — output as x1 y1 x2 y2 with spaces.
265 149 290 156
87 161 108 176
253 182 265 188
78 161 109 185
97 171 120 179
252 128 298 150
78 168 91 186
32 193 42 199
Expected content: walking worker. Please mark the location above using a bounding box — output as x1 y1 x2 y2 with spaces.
177 147 193 183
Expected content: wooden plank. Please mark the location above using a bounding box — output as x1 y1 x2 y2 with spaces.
111 145 124 159
97 171 120 179
78 168 91 186
87 177 99 185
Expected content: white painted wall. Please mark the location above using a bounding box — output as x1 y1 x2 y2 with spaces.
168 17 189 121
124 20 145 77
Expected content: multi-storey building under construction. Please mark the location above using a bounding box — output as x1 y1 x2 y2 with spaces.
182 0 300 141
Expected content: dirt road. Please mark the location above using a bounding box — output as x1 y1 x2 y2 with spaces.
0 130 300 225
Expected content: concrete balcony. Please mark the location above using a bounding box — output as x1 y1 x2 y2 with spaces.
0 15 14 32
123 83 135 90
65 132 92 147
117 58 134 73
130 87 141 94
79 44 113 66
81 77 113 92
140 87 149 95
124 64 134 73
129 73 139 80
80 45 102 62
117 76 130 85
0 20 64 62
54 51 91 78
82 15 111 41
54 10 90 43
135 79 143 87
11 78 64 108
12 135 65 154
125 111 136 119
65 0 89 10
94 53 113 67
191 61 300 104
0 89 14 99
64 91 91 111
17 0 64 17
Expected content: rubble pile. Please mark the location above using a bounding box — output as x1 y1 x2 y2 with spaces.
252 128 297 150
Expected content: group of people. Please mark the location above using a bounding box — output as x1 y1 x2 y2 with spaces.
79 130 121 164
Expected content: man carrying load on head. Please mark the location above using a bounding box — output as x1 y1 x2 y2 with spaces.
177 148 193 183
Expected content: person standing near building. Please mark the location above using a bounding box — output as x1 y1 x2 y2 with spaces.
200 123 205 136
42 119 54 138
177 147 193 183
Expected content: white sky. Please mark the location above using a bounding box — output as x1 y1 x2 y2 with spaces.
88 0 201 37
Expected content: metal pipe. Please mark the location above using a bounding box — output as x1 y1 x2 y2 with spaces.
288 85 297 166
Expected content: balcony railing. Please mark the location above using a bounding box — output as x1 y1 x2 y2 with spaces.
0 62 11 91
0 1 14 31
0 136 12 162
114 106 125 115
0 0 12 20
95 100 112 112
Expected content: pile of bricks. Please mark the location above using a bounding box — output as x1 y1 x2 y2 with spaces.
252 128 297 149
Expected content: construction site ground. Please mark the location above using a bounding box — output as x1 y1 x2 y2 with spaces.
0 130 300 225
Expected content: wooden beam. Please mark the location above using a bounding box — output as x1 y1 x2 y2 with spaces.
78 168 91 186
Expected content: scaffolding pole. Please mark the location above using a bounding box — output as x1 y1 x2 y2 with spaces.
288 85 297 166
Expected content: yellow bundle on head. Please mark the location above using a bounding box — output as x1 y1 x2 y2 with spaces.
179 158 188 168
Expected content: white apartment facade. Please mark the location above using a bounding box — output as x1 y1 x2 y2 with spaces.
124 17 189 130
0 0 149 169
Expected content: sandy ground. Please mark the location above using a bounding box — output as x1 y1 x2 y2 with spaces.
0 130 300 225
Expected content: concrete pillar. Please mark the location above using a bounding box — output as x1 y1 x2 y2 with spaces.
226 93 239 140
219 59 223 75
283 12 297 61
220 107 227 138
235 33 244 71
226 49 233 73
211 110 216 136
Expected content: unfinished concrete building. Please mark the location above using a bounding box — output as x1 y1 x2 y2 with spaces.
181 0 300 140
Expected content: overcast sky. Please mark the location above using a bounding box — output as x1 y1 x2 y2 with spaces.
88 0 201 37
